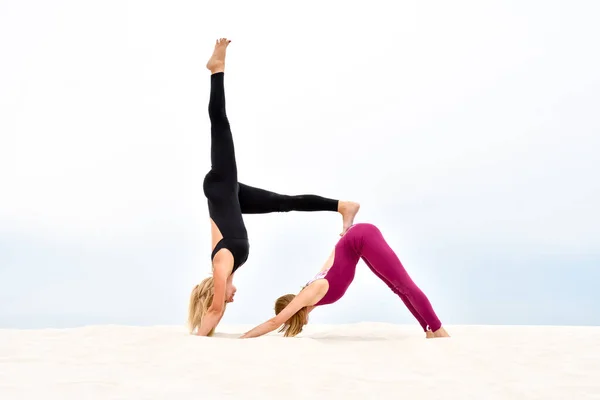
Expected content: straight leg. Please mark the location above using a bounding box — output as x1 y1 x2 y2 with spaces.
208 71 238 182
354 224 443 332
238 182 339 214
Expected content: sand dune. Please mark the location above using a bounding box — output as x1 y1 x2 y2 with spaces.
1 323 599 399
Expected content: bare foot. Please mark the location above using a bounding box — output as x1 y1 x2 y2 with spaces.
206 38 231 74
432 327 450 338
338 201 360 236
425 330 434 339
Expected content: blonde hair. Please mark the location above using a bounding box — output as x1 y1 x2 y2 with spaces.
274 294 309 337
188 277 225 336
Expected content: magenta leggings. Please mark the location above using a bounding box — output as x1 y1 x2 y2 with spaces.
355 224 442 332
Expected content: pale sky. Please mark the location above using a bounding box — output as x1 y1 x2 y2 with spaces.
1 0 599 329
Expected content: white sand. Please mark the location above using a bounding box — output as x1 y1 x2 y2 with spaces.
1 324 599 399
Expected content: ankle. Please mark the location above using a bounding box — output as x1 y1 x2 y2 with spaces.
432 327 450 338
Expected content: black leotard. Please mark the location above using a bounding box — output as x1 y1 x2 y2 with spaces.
203 72 340 273
203 72 249 272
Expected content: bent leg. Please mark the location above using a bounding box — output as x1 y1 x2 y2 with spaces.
238 182 339 214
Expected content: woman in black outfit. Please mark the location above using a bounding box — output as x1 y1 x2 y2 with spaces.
188 38 360 336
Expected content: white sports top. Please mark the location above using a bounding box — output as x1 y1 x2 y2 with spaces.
305 269 329 287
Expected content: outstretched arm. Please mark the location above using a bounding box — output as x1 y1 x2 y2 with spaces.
239 318 280 339
240 281 326 339
196 253 233 336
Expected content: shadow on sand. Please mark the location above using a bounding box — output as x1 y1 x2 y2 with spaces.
212 332 243 339
212 332 411 342
303 334 410 342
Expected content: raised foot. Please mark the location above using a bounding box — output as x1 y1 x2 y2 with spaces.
338 201 360 236
206 38 231 74
425 330 434 339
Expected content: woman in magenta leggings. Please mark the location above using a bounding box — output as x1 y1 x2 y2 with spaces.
241 223 450 339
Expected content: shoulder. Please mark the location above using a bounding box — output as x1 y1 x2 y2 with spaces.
212 249 234 277
310 279 329 290
304 279 329 304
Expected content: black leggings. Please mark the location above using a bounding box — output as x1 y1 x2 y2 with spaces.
204 72 338 273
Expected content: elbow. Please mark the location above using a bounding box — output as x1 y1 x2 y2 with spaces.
267 318 281 331
208 303 225 315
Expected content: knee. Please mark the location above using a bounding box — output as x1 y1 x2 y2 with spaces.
277 195 294 212
209 108 228 123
